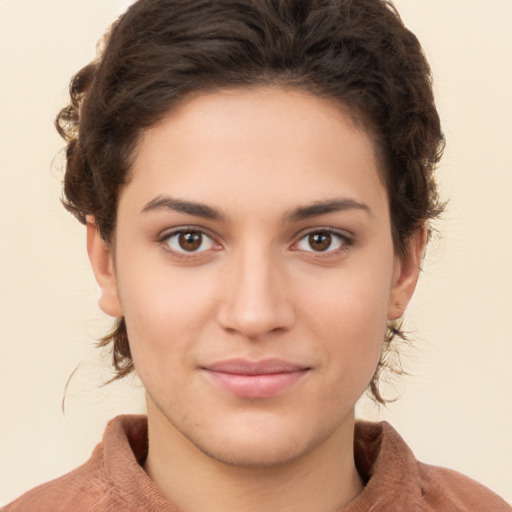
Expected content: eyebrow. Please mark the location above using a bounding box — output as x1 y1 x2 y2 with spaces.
141 196 225 221
141 195 370 223
285 198 371 222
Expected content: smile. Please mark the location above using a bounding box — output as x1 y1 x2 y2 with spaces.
201 359 311 398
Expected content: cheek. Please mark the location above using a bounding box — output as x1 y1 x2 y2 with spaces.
297 260 392 379
115 255 218 370
300 259 392 332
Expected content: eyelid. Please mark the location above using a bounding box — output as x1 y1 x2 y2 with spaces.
159 225 217 241
291 227 353 253
156 225 352 257
158 226 222 255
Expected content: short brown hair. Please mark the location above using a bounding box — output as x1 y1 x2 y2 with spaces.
56 0 445 403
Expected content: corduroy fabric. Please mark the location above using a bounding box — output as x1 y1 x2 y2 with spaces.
5 415 510 511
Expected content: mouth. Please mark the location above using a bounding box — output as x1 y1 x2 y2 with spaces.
201 359 311 398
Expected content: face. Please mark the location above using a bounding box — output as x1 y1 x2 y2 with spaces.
89 87 422 467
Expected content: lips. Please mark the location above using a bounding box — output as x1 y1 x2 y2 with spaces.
201 359 310 398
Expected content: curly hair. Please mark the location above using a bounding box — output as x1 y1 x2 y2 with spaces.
56 0 445 403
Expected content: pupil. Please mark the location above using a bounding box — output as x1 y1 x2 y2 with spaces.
309 232 331 251
179 232 202 251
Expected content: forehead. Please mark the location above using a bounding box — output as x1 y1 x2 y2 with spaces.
122 86 387 221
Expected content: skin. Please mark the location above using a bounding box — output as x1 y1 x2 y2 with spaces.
87 87 424 512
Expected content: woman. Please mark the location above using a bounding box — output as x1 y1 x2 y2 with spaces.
3 0 510 510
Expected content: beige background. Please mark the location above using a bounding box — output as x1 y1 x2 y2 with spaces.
1 0 511 505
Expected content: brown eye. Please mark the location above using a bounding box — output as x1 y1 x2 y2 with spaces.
296 230 346 253
308 232 332 252
165 230 215 253
179 231 202 251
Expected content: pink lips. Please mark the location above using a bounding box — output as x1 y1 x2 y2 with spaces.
202 359 310 398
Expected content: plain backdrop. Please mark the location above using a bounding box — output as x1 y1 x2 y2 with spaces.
1 0 511 505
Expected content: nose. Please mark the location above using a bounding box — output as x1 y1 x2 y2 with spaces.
217 247 295 341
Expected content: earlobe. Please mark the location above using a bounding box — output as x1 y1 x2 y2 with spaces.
387 227 426 321
86 217 123 318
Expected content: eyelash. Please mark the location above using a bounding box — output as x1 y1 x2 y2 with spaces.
293 228 353 256
159 227 220 260
158 227 353 259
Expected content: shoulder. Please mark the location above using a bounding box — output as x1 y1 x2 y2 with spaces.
3 415 148 512
352 420 511 511
3 442 122 512
417 462 511 512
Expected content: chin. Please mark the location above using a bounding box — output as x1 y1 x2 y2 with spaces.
183 411 342 469
194 432 313 469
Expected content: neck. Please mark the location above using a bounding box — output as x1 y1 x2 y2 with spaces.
143 401 363 512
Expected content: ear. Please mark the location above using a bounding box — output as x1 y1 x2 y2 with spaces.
387 227 426 320
86 216 123 318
